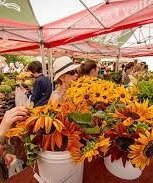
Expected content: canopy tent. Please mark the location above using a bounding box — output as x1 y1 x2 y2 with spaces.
86 23 153 58
1 0 153 54
0 40 118 58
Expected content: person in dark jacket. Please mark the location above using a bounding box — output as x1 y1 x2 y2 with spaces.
27 61 52 107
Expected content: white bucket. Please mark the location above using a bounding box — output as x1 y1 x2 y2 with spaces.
37 151 84 183
104 156 142 180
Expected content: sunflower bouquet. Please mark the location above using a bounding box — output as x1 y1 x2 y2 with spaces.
65 76 135 108
105 100 153 170
58 76 137 162
5 101 110 165
6 76 153 171
6 104 83 164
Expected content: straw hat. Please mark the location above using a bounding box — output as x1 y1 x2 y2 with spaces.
53 56 79 81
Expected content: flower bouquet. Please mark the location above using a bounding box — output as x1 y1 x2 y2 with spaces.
6 104 84 182
64 76 153 180
103 100 153 179
6 76 151 181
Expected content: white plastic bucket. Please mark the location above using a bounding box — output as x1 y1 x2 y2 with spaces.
37 151 84 183
104 156 142 180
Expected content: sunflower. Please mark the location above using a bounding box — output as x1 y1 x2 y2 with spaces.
113 100 153 126
128 85 139 98
42 130 63 151
129 130 153 170
25 104 64 134
113 86 133 104
105 123 136 166
6 127 27 139
41 119 81 152
65 76 116 107
79 136 110 162
67 131 83 162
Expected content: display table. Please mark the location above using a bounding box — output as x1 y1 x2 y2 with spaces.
7 158 153 183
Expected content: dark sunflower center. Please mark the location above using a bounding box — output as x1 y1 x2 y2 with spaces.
120 94 125 98
84 94 89 100
77 84 82 88
96 93 100 97
116 137 135 151
94 102 106 111
144 141 153 158
126 112 140 120
130 97 134 101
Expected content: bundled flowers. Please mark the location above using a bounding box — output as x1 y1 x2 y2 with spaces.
5 76 153 171
106 100 153 170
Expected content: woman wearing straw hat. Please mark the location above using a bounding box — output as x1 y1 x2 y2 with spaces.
49 56 79 104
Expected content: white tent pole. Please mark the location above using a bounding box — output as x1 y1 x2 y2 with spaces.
39 27 47 76
47 48 51 79
115 48 121 72
47 48 54 91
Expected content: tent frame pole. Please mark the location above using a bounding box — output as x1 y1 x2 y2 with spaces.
115 48 120 72
39 27 47 76
47 48 54 91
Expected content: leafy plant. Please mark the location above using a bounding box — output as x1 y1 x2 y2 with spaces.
24 135 39 165
110 71 122 84
137 80 153 105
3 55 34 65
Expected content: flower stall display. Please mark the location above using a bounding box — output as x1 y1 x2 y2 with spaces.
16 71 34 89
0 73 17 122
5 76 153 181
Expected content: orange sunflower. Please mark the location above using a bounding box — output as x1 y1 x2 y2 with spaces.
112 100 153 126
25 105 64 134
129 130 153 170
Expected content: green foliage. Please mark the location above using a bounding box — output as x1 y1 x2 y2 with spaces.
128 122 150 134
137 80 153 105
0 73 4 83
69 112 102 134
84 126 101 134
0 85 12 94
4 79 16 90
24 135 39 165
69 112 92 126
3 54 33 65
110 71 122 84
82 138 97 153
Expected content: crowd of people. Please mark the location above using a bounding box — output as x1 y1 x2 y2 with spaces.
0 56 149 178
2 62 24 74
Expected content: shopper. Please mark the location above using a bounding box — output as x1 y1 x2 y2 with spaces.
27 61 53 107
50 56 79 104
79 60 99 77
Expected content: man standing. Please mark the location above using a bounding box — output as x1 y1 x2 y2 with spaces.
27 61 52 107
